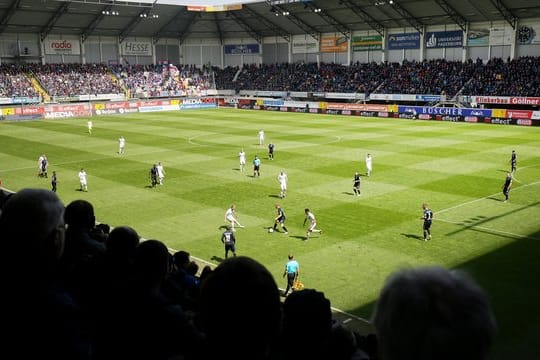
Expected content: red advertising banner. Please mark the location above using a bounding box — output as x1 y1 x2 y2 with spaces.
506 110 533 119
15 106 44 115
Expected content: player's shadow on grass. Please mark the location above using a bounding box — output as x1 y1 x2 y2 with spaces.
289 235 308 241
401 233 424 241
210 255 225 263
342 191 355 196
268 194 281 198
487 196 505 202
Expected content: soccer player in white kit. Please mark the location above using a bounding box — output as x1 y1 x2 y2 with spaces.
239 149 246 172
278 171 288 199
258 129 265 146
303 208 322 240
224 204 244 231
365 153 372 177
78 168 88 192
118 136 126 155
156 162 166 185
87 120 93 134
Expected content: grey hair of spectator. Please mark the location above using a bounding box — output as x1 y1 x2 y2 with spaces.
0 188 65 264
372 266 496 360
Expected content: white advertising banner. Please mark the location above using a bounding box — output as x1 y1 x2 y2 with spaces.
122 41 152 56
44 39 81 55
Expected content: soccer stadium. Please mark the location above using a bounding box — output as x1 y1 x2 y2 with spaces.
0 0 539 358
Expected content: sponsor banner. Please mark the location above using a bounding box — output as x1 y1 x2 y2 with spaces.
467 96 510 105
224 44 260 55
44 39 80 55
289 92 309 98
387 32 420 50
44 103 92 118
506 110 533 119
262 99 284 107
181 98 216 105
510 97 540 106
326 93 365 100
490 28 514 46
369 94 418 101
139 105 180 112
517 25 540 45
122 41 152 56
352 35 383 51
15 106 44 115
415 95 441 102
79 94 125 102
425 30 463 48
180 103 217 110
0 97 40 105
292 35 319 54
516 119 533 126
468 29 489 46
397 106 492 117
320 36 348 53
327 103 388 112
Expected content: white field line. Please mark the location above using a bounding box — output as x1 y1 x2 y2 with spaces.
436 218 540 241
435 179 540 215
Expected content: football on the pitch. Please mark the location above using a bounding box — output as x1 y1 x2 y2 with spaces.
268 228 274 233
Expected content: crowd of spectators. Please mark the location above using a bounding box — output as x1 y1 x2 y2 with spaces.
0 64 39 97
112 63 212 98
213 56 540 97
1 56 540 99
24 63 123 97
0 188 497 360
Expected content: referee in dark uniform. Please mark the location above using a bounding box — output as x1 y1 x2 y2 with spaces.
503 172 513 202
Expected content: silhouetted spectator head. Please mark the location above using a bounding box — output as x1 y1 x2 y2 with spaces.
372 266 496 360
282 289 333 359
106 225 140 261
0 188 65 270
65 199 95 230
172 250 190 270
133 239 170 289
199 256 281 360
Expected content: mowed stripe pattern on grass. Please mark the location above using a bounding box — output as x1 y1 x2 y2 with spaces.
1 109 539 359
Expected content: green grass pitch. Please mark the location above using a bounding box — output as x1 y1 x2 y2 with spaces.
1 108 539 358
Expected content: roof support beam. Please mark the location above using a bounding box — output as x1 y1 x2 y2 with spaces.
340 0 385 36
434 0 467 32
309 0 350 39
40 1 71 41
214 12 223 44
119 0 157 43
489 0 516 29
82 5 111 42
266 1 319 40
243 5 290 42
0 0 21 35
228 11 263 43
388 1 424 35
153 8 187 43
177 13 199 45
